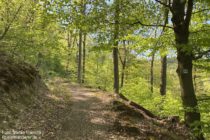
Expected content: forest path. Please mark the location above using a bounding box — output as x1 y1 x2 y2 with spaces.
15 78 189 140
59 80 143 140
58 82 120 139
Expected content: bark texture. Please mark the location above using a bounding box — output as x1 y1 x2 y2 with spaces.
113 0 120 94
160 0 168 96
171 0 204 139
160 56 167 95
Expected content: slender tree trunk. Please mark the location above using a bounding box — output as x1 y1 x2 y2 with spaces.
36 52 43 68
160 56 167 95
113 0 120 94
172 0 204 139
77 30 82 84
121 65 125 88
66 31 72 71
120 41 127 88
121 61 126 88
113 48 119 93
193 67 197 92
150 53 155 93
82 33 86 83
160 0 168 96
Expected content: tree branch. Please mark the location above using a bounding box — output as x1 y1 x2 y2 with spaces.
155 0 173 13
130 20 173 29
155 0 170 8
118 48 124 65
161 0 169 33
193 49 210 60
192 8 210 14
0 4 23 40
190 28 210 34
185 0 193 28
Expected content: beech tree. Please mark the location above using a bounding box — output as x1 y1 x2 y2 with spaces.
129 0 209 138
155 0 209 139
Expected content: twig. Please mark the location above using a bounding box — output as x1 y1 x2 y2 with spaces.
193 49 210 60
155 0 170 8
130 20 173 29
192 8 210 14
155 0 173 13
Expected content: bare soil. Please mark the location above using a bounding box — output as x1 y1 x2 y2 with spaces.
5 78 192 140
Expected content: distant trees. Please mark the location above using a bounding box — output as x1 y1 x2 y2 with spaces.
76 1 87 84
56 0 88 84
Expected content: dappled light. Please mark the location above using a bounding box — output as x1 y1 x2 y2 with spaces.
0 0 210 139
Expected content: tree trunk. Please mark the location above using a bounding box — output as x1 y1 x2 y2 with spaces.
36 52 43 69
160 0 168 96
150 53 155 93
121 61 126 88
120 40 127 88
171 0 204 139
193 67 197 92
82 33 86 83
113 0 120 94
66 31 72 71
113 48 119 93
176 51 204 140
77 31 82 84
160 56 167 95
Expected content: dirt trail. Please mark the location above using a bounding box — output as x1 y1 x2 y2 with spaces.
57 82 154 140
58 84 119 139
12 78 191 140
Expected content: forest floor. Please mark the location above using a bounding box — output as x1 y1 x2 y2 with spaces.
11 77 191 140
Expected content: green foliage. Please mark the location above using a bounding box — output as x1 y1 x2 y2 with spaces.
121 77 183 117
39 54 66 78
199 97 210 139
84 51 113 91
121 77 152 101
0 0 68 78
